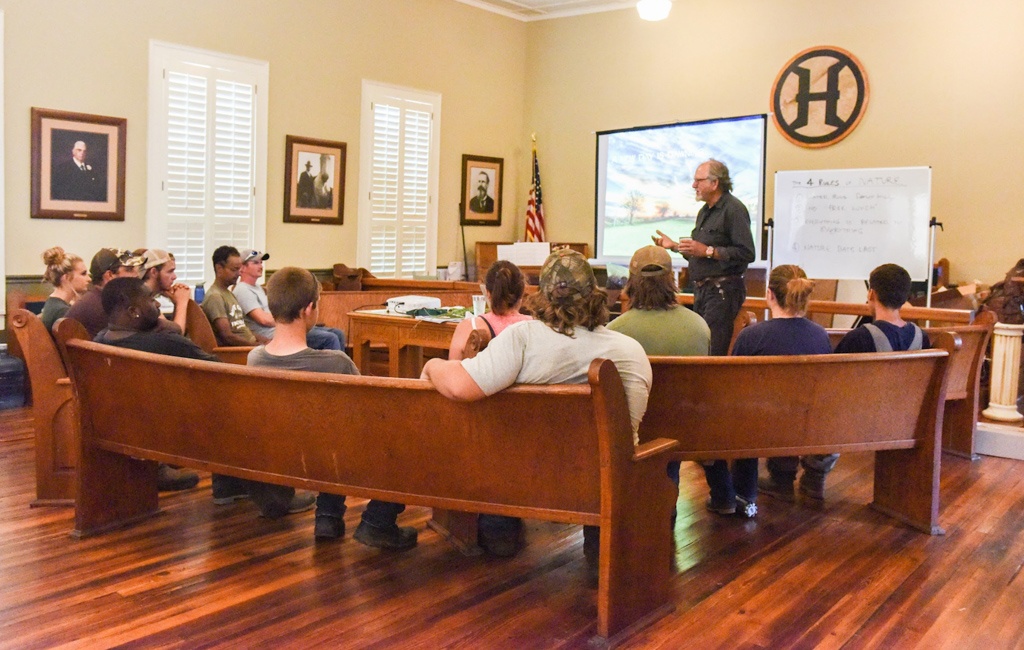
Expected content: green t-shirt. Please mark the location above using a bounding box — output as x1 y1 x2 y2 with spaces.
607 306 711 357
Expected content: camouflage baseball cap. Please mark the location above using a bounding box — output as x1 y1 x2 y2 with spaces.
539 248 596 301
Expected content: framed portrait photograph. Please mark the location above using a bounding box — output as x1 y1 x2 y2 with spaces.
283 135 346 224
31 108 127 221
460 154 503 226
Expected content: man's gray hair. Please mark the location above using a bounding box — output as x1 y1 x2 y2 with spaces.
705 159 733 193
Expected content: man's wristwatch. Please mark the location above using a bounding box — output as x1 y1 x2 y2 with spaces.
705 246 715 259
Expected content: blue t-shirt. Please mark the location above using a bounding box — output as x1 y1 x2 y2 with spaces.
731 317 833 357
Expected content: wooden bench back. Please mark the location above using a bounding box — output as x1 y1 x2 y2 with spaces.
183 299 252 365
640 336 954 534
65 341 635 520
640 341 952 460
9 310 77 503
922 310 995 401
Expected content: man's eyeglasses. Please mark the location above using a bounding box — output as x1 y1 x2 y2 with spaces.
693 177 710 184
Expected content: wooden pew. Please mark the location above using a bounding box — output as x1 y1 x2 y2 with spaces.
826 314 995 459
923 312 996 459
639 334 956 535
9 309 77 505
61 340 679 641
183 299 253 365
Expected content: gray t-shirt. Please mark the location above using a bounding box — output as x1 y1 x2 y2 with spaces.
232 281 276 340
461 320 652 441
247 346 358 376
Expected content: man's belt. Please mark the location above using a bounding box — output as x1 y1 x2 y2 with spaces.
693 274 743 288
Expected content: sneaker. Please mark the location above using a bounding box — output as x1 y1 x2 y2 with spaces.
704 497 737 516
157 464 199 492
758 477 796 503
313 515 345 540
736 496 758 518
212 476 250 505
287 490 317 514
353 520 418 550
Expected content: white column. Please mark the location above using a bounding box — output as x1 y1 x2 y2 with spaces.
982 322 1024 422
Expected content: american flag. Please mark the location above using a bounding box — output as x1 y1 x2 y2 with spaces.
524 146 546 242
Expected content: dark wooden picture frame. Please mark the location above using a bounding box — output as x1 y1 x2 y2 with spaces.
283 135 346 224
31 108 127 221
460 154 503 226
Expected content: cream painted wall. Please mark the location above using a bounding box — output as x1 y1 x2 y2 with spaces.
1 0 527 278
523 0 1024 285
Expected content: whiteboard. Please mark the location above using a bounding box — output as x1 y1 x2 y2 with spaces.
772 167 932 280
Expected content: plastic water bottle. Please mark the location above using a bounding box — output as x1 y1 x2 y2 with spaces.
0 343 26 410
194 282 205 304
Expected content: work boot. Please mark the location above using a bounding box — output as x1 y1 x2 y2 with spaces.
799 471 827 500
157 464 199 492
354 520 418 550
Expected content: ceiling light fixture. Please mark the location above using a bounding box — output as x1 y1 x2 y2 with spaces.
636 0 672 21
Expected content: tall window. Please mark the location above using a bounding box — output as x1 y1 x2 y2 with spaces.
357 81 440 277
147 41 268 285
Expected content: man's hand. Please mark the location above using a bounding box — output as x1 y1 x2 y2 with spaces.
168 284 191 307
651 230 677 250
677 239 709 257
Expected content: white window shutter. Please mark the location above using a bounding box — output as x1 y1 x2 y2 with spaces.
358 81 439 278
148 42 267 286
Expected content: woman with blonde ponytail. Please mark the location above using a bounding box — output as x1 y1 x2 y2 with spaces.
702 264 832 518
39 246 90 332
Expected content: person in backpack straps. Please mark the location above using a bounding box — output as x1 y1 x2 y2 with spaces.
763 263 932 503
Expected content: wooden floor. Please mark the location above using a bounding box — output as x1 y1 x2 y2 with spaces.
2 406 1023 649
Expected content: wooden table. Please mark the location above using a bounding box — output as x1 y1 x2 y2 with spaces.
348 310 459 378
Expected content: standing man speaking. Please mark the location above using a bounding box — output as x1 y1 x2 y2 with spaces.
652 159 755 356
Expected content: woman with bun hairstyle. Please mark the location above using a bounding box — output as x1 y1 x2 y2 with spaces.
702 264 832 518
39 246 90 332
447 260 531 361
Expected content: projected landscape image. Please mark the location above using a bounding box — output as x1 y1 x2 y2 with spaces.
596 115 765 264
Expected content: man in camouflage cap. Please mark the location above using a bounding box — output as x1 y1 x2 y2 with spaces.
421 248 652 558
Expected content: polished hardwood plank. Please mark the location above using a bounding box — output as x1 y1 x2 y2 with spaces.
1 405 1023 648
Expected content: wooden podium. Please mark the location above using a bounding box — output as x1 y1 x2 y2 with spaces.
474 241 589 283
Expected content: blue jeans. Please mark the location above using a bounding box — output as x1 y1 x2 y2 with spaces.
317 492 405 528
306 325 345 351
703 458 758 504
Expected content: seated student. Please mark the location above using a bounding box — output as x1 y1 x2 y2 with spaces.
94 276 313 509
421 249 651 558
246 267 416 549
67 248 145 337
607 245 710 497
232 249 346 351
447 260 531 361
39 247 90 333
764 263 932 502
139 249 191 334
201 245 266 347
93 276 210 493
705 264 832 518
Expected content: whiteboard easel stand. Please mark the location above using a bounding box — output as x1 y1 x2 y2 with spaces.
763 218 774 321
924 217 942 328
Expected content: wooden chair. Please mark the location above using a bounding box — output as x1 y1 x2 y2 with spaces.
183 299 252 365
9 310 78 505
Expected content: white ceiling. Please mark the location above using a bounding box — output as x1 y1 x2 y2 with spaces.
453 0 636 21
